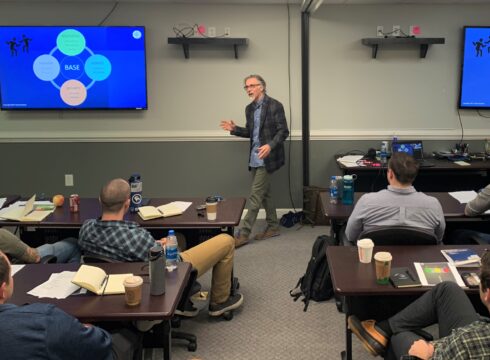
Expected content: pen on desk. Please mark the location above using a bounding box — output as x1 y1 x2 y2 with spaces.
100 275 109 295
406 270 416 282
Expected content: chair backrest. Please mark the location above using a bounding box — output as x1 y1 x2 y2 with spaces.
358 226 438 245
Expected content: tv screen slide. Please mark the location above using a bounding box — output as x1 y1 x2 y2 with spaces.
459 26 490 109
0 26 148 110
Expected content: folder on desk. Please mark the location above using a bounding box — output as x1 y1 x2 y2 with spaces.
1 195 52 222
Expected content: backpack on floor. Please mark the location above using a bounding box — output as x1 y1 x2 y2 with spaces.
290 235 336 311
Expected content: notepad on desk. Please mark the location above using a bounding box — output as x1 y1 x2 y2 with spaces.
138 203 183 220
0 195 53 222
441 249 481 267
71 265 132 295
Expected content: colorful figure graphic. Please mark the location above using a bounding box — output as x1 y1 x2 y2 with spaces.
21 34 32 53
473 38 486 57
6 37 19 56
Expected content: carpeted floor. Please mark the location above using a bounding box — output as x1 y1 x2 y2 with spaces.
146 220 374 360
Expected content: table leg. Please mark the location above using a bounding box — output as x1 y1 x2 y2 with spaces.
162 320 172 360
342 297 352 360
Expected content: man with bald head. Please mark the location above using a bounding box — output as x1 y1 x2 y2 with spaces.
78 178 243 317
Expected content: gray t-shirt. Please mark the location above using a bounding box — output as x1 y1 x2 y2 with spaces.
345 186 445 244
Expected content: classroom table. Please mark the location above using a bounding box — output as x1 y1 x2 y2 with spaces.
327 245 487 360
9 261 191 360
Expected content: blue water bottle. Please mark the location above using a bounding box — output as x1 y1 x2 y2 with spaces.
129 173 142 213
342 175 355 205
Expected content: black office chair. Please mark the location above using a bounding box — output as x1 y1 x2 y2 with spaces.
81 253 198 352
358 226 439 246
7 254 57 264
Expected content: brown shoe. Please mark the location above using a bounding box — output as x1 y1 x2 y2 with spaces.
234 234 249 248
254 228 280 240
347 316 388 357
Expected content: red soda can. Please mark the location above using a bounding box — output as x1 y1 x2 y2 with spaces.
70 194 80 213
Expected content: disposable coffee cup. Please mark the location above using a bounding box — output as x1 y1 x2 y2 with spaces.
205 196 218 221
123 275 143 306
357 238 374 263
374 252 392 285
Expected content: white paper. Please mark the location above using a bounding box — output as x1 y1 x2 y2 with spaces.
454 161 471 166
11 265 25 276
0 198 6 209
167 201 192 212
337 155 363 168
28 271 80 299
449 191 478 204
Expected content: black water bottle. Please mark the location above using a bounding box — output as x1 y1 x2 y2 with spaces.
129 173 142 213
149 244 166 296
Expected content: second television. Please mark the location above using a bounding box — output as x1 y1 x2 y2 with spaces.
0 26 148 110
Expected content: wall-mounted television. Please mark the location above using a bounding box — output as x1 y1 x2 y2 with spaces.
459 26 490 109
0 26 148 110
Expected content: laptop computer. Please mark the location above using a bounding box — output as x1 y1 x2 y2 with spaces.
391 140 435 167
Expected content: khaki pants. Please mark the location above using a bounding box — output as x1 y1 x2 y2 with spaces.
180 233 234 305
241 167 279 236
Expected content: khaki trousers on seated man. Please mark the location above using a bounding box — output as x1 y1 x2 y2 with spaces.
78 178 243 318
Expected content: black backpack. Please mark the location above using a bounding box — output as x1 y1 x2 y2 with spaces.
290 235 336 311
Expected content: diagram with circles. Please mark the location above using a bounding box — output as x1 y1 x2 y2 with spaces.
32 29 112 107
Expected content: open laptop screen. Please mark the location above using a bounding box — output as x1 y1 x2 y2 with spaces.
391 141 424 160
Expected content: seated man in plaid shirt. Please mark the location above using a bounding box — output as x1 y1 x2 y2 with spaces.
348 251 490 359
78 178 243 318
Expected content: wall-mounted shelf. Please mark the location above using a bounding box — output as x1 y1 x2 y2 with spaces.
361 37 445 58
167 37 249 59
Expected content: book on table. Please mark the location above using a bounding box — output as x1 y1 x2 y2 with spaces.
71 265 132 295
0 195 53 222
414 262 465 287
390 267 422 288
137 203 183 220
441 249 481 267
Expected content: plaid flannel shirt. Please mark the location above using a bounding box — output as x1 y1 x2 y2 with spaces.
78 219 154 262
433 319 490 359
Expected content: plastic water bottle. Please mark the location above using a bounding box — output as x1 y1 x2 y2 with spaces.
336 175 344 202
165 230 179 272
380 141 388 166
392 135 398 149
149 243 166 295
329 176 338 204
129 174 142 213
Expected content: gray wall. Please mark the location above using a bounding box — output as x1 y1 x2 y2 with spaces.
1 3 490 208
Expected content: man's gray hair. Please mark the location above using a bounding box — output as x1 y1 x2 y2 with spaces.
244 74 267 93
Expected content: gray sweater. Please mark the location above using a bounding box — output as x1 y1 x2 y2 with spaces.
345 186 445 244
465 184 490 216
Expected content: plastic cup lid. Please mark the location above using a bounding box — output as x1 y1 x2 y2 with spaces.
374 252 392 262
357 238 374 247
124 275 143 287
206 196 218 203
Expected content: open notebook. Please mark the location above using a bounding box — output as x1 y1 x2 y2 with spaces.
1 195 53 222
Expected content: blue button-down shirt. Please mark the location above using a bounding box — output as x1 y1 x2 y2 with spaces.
249 98 265 168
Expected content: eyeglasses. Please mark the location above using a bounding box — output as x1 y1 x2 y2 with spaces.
243 84 261 90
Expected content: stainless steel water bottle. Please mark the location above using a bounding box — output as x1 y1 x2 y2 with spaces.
149 244 166 296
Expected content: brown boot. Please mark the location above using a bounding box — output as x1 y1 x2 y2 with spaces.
347 316 389 357
234 233 249 248
254 227 280 240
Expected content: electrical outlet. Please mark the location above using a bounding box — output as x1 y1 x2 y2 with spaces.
377 25 384 37
393 25 401 37
224 27 231 37
65 174 74 187
208 26 216 38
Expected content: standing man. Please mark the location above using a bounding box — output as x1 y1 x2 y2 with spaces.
220 75 289 248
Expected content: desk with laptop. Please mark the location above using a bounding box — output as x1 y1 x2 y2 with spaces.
337 140 490 192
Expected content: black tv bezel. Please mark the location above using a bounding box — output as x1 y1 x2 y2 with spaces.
458 25 490 110
0 25 148 111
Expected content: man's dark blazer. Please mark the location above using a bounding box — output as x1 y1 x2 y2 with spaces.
231 94 289 173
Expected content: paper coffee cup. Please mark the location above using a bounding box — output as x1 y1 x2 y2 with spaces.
123 275 143 306
357 238 374 263
374 252 392 285
206 196 218 221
